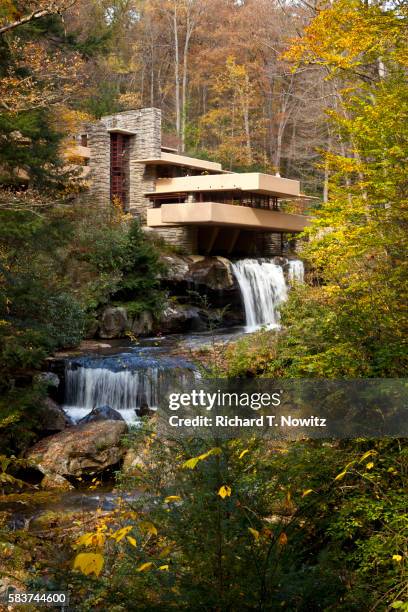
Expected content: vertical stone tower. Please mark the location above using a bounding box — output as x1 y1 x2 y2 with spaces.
85 108 161 220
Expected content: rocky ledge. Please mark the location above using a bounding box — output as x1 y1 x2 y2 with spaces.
27 420 128 490
94 254 244 338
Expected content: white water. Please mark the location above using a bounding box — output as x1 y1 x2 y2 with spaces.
288 260 305 284
231 258 304 331
64 359 195 424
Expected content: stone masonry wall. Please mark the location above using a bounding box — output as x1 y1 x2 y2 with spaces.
85 122 111 210
262 233 283 256
152 226 198 254
101 108 161 219
87 108 162 217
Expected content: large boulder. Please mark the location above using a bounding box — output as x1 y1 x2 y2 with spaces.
189 256 236 291
131 311 154 336
99 307 129 338
159 303 206 334
160 253 236 291
38 397 73 433
27 420 128 480
41 473 74 491
78 405 125 424
160 253 191 282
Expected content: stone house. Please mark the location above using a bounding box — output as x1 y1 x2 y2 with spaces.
74 108 310 256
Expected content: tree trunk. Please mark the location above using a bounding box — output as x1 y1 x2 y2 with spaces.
173 2 181 143
181 20 192 152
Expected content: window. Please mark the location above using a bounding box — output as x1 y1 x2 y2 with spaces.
110 133 130 207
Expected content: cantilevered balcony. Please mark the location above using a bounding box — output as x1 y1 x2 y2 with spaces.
146 172 309 234
151 172 301 198
147 202 308 233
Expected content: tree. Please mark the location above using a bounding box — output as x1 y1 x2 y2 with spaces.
272 0 408 377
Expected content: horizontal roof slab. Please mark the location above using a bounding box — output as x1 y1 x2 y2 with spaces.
149 172 301 198
136 152 226 173
147 202 309 233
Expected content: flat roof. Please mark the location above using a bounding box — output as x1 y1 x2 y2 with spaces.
136 152 229 174
146 172 301 198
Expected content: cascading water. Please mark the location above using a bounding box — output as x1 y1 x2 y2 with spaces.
288 259 304 284
63 351 197 424
231 258 304 331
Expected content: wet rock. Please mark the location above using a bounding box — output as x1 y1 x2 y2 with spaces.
41 473 73 491
78 405 125 424
159 303 206 334
272 256 288 267
27 420 128 479
122 448 147 475
160 253 191 282
131 311 154 336
36 372 60 389
99 307 129 338
136 401 153 417
39 397 73 432
161 253 237 292
189 256 236 291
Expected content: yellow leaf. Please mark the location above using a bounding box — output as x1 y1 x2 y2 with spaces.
158 546 172 558
302 489 314 497
182 447 221 469
127 536 137 547
182 456 201 470
278 532 288 547
248 527 260 541
139 521 158 536
158 564 169 570
238 449 249 459
218 485 232 499
392 554 403 562
75 532 95 547
359 450 378 463
164 495 181 503
334 471 347 481
112 526 133 542
73 552 104 577
137 562 153 572
366 462 374 470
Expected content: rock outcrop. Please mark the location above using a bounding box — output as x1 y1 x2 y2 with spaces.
161 253 236 291
159 303 206 334
99 307 129 338
38 397 73 433
131 311 154 336
78 405 125 424
27 420 128 485
93 255 244 339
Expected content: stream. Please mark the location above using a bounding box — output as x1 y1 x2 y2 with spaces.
4 257 304 527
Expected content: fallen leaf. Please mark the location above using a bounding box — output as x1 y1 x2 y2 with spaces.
218 485 232 499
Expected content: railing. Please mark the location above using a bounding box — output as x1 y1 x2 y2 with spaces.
150 191 280 211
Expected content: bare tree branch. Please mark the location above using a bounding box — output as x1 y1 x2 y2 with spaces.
0 1 76 36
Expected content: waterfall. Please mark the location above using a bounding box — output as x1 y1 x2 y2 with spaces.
231 258 304 331
63 352 196 424
288 259 304 284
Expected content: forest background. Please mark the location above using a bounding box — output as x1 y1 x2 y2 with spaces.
0 0 407 610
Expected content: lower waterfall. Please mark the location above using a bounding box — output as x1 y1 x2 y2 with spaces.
63 352 196 424
231 258 304 331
